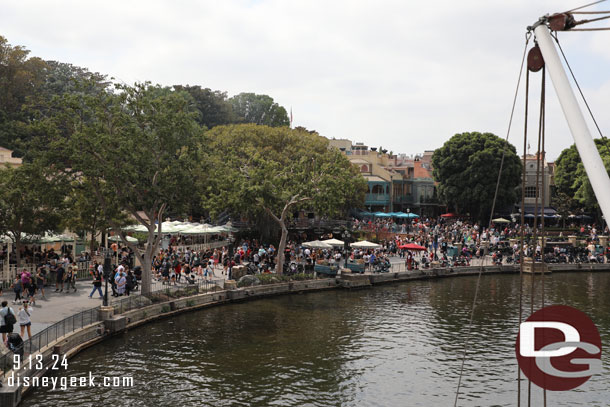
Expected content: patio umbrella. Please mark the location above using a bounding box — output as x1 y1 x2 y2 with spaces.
374 212 391 218
350 240 381 249
492 217 510 223
440 213 460 218
302 240 333 249
399 243 426 251
108 235 139 243
322 238 345 246
123 224 149 232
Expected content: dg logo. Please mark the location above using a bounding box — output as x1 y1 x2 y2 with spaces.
516 305 602 391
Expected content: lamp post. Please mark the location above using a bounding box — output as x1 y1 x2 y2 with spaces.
227 234 235 279
103 250 111 307
342 229 351 269
407 208 411 234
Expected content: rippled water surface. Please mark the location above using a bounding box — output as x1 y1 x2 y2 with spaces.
22 272 610 406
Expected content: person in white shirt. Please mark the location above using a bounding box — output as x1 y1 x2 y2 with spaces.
18 301 33 340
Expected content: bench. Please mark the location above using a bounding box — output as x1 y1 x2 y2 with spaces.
345 262 365 274
314 264 338 277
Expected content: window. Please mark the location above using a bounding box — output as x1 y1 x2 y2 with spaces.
525 186 538 198
371 185 384 194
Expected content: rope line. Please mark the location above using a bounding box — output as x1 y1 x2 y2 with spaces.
566 27 610 30
552 33 610 163
453 33 531 407
575 14 610 24
541 66 547 407
572 10 610 13
518 66 530 407
565 0 608 14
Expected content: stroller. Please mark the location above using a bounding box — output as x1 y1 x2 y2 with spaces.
7 333 24 359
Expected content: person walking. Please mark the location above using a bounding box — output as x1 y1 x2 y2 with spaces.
0 301 16 344
89 264 104 299
35 266 46 299
18 301 32 340
55 264 65 292
68 265 78 292
11 277 23 305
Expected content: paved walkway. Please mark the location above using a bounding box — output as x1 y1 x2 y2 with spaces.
0 257 488 341
0 270 227 339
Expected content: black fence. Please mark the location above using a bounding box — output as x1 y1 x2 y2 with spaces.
112 278 217 314
0 277 219 375
1 307 99 375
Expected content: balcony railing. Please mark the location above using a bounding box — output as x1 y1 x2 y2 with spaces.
365 193 390 204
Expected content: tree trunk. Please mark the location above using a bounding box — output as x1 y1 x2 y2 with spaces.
276 223 288 275
14 236 22 267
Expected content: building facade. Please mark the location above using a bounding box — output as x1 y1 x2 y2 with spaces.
328 139 441 216
0 147 22 168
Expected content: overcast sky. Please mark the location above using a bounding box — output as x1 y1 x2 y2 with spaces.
2 0 609 160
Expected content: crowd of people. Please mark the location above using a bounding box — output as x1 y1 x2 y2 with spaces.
1 215 609 353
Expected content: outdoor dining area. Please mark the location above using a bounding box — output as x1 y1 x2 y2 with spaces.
120 220 235 251
302 238 387 276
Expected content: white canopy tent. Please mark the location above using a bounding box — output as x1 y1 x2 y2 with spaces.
322 238 345 247
302 240 333 249
350 240 381 249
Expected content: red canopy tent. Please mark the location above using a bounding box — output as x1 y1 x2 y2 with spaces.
440 213 461 218
399 243 427 251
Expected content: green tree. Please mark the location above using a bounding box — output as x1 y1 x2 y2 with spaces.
228 93 289 127
201 124 366 273
573 154 610 216
39 82 202 294
432 132 522 222
62 178 131 254
0 36 48 154
554 144 580 197
0 163 66 265
554 139 610 216
173 85 238 129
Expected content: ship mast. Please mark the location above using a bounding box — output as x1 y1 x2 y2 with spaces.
530 15 610 224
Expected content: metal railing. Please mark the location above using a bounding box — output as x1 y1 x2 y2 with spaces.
0 277 220 375
1 307 100 374
111 278 218 314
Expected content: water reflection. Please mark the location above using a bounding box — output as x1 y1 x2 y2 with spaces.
21 272 610 407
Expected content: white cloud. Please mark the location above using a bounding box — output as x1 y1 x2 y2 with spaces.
2 0 609 160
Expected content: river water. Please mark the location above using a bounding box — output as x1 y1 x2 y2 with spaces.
21 272 610 407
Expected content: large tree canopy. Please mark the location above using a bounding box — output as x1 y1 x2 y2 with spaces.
0 163 66 265
228 93 289 127
432 132 521 222
554 139 610 215
201 124 366 273
38 82 202 294
173 85 238 129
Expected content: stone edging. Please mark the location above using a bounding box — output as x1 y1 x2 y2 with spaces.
3 263 610 406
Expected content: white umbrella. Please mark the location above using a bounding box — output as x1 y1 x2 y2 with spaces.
322 238 345 246
350 240 381 249
122 224 149 232
108 235 139 243
180 225 218 235
302 240 333 249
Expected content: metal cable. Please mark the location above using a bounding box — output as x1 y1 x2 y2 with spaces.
552 33 610 158
518 67 530 407
572 10 610 13
453 34 531 407
567 27 610 30
537 66 548 406
565 0 608 13
552 33 610 234
575 14 610 24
